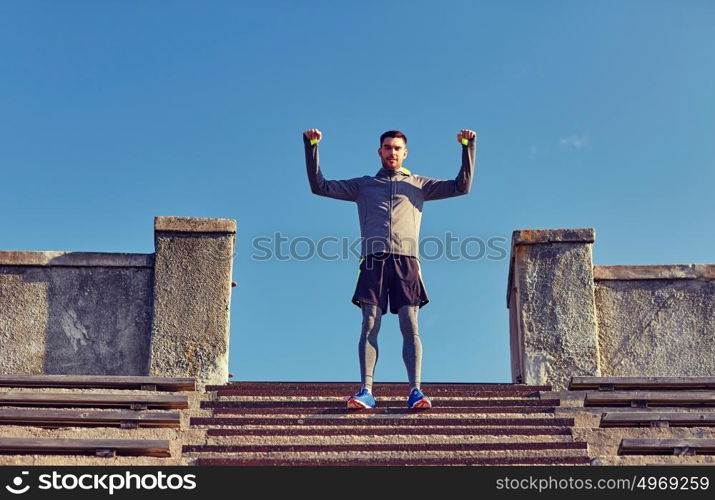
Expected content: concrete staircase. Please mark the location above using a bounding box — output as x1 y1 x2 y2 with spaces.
4 376 712 466
0 375 206 466
549 377 715 466
183 382 590 466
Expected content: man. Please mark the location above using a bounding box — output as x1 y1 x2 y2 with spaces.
303 128 476 409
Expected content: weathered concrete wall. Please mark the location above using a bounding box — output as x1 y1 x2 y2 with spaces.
507 229 600 390
594 265 715 376
509 229 715 390
0 253 153 375
150 216 236 386
0 216 237 384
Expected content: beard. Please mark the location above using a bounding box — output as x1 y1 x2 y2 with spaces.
380 157 402 170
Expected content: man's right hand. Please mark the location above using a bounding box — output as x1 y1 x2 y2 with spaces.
303 129 322 144
457 129 477 144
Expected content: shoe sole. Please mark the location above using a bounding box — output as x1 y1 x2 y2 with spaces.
347 398 374 409
410 398 432 409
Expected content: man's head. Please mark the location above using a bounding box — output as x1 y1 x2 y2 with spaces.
378 130 408 171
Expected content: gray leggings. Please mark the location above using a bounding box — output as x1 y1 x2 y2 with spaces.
358 304 422 391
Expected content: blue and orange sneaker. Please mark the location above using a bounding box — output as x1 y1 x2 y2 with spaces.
347 388 376 409
407 388 432 409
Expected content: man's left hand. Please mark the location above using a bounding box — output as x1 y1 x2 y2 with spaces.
457 129 477 144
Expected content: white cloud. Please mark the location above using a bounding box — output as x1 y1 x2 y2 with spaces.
559 133 589 149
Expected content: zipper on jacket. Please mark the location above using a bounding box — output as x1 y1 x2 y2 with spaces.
389 177 395 253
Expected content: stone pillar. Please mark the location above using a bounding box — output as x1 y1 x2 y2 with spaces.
507 228 600 390
150 216 236 385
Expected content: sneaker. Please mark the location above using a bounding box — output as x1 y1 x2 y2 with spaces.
407 388 432 409
347 388 376 409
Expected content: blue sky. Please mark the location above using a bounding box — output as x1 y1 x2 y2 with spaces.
1 1 713 385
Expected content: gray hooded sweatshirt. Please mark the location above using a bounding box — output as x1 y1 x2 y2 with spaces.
304 135 476 258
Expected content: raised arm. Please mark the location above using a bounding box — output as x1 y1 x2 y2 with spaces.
421 129 477 201
303 129 360 202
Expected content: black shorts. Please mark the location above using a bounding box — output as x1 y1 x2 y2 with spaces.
351 252 430 315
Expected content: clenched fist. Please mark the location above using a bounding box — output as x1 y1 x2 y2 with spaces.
303 128 322 144
457 129 477 144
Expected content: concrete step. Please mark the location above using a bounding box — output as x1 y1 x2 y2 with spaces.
190 415 573 428
209 407 557 416
191 416 575 428
211 382 549 397
0 455 188 466
0 392 189 410
203 399 559 409
591 455 715 466
204 433 577 445
557 406 715 414
213 396 545 404
0 437 171 457
206 426 575 437
556 406 715 428
0 425 183 439
0 408 181 428
194 455 589 466
212 381 550 390
619 438 715 455
570 377 715 391
585 391 715 407
214 389 548 397
601 412 715 427
0 375 196 392
183 441 587 454
0 387 210 412
0 425 205 459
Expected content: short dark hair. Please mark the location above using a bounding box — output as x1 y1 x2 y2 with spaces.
380 130 407 147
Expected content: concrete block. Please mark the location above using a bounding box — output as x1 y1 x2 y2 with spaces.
150 216 236 385
0 255 153 376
